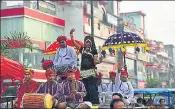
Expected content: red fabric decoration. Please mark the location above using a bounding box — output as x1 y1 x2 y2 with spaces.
75 69 80 80
109 71 116 77
57 35 67 42
96 72 103 79
45 69 56 77
121 69 129 77
42 60 53 70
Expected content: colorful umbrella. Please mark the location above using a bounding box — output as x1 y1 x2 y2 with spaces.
43 39 84 55
101 32 149 65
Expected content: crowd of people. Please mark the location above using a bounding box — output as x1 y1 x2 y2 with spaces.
11 29 168 109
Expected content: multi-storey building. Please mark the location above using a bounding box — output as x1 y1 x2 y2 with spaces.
146 40 169 88
83 1 121 80
118 11 148 88
1 1 121 82
165 44 175 87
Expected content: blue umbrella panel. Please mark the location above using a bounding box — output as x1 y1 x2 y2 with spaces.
101 32 149 65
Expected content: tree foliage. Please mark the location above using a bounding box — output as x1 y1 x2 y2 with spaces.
146 77 161 88
1 32 33 60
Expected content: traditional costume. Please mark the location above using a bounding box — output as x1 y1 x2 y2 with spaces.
55 68 86 108
41 58 54 70
36 69 61 96
96 72 107 93
112 69 134 105
21 69 39 95
79 36 99 104
53 35 77 75
107 71 117 92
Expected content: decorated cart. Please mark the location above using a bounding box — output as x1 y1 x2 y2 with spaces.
0 56 25 108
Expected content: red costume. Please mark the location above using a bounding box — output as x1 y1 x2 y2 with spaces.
21 69 39 95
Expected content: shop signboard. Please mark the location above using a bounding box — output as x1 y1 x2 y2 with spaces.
106 13 118 26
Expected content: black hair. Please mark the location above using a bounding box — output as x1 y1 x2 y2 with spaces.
112 93 123 99
84 36 97 50
159 98 165 103
110 98 124 109
137 97 143 104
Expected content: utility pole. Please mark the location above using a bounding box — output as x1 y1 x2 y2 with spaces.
90 0 94 38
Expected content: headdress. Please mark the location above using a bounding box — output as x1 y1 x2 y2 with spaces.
41 58 53 70
45 69 56 77
57 35 67 42
120 69 129 77
109 71 116 77
96 72 103 79
84 36 97 50
25 68 34 75
66 68 76 74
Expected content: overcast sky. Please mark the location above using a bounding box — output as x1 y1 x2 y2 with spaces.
120 1 175 45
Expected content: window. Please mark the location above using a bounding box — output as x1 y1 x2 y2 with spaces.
126 58 135 75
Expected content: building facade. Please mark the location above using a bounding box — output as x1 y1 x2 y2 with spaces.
1 1 85 82
146 40 169 88
1 1 121 82
83 1 121 80
165 44 175 87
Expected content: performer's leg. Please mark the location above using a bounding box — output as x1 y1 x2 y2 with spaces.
88 76 99 104
82 77 99 104
81 78 90 101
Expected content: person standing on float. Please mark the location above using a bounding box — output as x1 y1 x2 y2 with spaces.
70 28 102 104
53 35 77 76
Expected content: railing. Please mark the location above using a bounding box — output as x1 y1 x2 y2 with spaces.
0 96 17 108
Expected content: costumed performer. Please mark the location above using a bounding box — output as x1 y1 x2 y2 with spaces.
56 68 86 109
13 69 39 107
96 72 107 93
107 71 117 92
70 28 102 104
114 64 134 105
53 35 77 76
36 69 62 107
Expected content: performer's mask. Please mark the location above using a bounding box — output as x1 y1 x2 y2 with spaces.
59 40 66 48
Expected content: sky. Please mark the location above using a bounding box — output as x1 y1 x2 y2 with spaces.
120 1 175 45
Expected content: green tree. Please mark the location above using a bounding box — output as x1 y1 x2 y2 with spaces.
1 32 33 60
146 77 161 88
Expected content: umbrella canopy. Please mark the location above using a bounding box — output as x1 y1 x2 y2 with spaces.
43 39 84 55
101 32 148 50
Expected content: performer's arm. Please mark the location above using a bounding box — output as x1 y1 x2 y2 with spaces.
70 47 78 67
53 83 62 99
93 49 102 65
53 49 59 66
70 28 81 50
35 83 43 93
32 82 39 92
107 83 112 92
127 82 134 98
76 82 86 97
